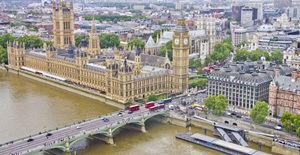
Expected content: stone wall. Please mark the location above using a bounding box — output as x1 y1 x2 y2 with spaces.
245 131 273 147
272 143 300 155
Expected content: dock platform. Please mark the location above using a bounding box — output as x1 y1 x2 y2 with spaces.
175 132 270 155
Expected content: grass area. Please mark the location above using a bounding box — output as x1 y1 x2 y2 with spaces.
147 93 169 102
189 75 207 80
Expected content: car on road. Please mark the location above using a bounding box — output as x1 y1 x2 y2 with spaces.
27 138 34 142
224 111 231 116
76 126 81 129
243 115 250 119
274 125 282 130
118 113 123 117
128 111 133 114
103 118 110 122
236 115 242 118
46 133 52 137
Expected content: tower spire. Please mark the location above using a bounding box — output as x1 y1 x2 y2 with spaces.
91 14 96 34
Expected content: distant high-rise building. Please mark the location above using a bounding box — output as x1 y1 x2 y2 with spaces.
175 1 184 10
286 7 300 18
232 27 247 47
232 5 243 22
274 0 292 10
241 6 253 27
247 1 263 20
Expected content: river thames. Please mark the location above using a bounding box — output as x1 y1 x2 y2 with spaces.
0 70 274 155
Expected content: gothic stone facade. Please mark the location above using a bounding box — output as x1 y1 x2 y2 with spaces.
7 0 190 104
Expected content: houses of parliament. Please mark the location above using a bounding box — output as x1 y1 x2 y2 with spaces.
7 0 190 104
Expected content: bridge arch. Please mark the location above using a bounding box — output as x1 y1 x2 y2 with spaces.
143 112 166 123
69 134 91 147
43 145 66 152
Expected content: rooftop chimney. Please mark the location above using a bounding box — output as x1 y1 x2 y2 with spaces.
292 71 300 82
275 69 279 78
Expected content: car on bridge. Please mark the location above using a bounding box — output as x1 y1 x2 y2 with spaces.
76 126 81 129
46 133 52 137
118 113 123 117
103 118 109 122
27 138 34 142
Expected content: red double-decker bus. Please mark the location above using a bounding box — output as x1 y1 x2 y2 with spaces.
149 104 165 111
145 102 155 108
128 105 140 112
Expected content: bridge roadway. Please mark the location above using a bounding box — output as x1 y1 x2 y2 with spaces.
0 106 167 155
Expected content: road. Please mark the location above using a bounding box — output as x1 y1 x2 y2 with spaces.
0 105 166 155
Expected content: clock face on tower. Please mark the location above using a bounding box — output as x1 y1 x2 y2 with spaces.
174 38 179 45
184 38 189 45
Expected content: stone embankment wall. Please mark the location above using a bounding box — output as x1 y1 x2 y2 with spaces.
165 112 299 155
272 143 300 155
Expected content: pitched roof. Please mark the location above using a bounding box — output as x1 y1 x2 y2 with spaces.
127 51 167 66
145 36 157 47
275 76 300 92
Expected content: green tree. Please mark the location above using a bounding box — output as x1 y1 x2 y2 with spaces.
271 50 283 64
0 33 16 48
0 45 7 64
189 58 202 69
222 38 232 44
204 95 228 116
75 35 83 47
237 41 247 48
204 55 213 66
100 33 120 48
147 94 158 102
197 67 204 75
17 35 43 48
128 38 145 50
250 49 271 61
234 48 249 61
151 28 168 43
210 39 233 62
250 101 269 125
280 111 295 132
75 35 90 47
159 40 173 61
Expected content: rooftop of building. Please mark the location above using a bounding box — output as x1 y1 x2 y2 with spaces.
209 59 295 85
275 74 300 91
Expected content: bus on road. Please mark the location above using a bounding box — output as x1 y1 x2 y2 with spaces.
145 102 155 108
149 104 165 112
128 105 140 112
158 98 172 105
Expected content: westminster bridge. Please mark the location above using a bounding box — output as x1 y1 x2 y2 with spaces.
0 106 169 155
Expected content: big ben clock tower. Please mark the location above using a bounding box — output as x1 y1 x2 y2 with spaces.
172 12 190 93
